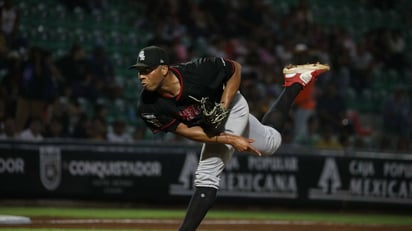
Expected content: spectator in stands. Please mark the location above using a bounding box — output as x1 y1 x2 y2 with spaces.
292 0 314 28
365 28 389 70
0 98 5 127
43 116 66 139
350 41 374 96
171 37 189 63
15 47 56 132
295 114 321 147
107 119 132 143
45 98 71 137
0 0 19 45
4 0 409 152
381 86 411 151
44 48 64 97
290 43 319 143
385 29 407 75
316 82 347 134
185 3 212 40
70 113 90 139
325 28 352 94
293 79 316 143
89 42 115 98
132 126 146 142
315 125 343 150
93 103 108 121
0 49 21 106
0 31 9 68
57 44 97 101
86 116 106 141
0 116 16 139
236 2 268 37
17 116 44 141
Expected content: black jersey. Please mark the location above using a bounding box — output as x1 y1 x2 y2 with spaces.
138 57 235 133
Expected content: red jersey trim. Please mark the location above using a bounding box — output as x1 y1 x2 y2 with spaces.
152 118 177 134
169 67 184 101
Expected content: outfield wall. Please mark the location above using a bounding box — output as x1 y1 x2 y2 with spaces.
0 140 411 209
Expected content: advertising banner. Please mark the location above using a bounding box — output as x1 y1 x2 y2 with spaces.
0 141 411 209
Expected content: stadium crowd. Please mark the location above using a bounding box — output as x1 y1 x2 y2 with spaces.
0 0 411 152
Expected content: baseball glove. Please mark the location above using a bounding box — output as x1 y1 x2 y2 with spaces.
189 96 230 136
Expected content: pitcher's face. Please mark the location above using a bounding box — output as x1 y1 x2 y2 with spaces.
137 66 163 91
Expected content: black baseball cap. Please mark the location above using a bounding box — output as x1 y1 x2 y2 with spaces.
129 46 169 70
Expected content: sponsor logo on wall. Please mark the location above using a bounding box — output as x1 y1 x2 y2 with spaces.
66 160 162 178
169 153 298 198
309 158 412 204
0 157 24 174
39 146 62 191
66 159 162 194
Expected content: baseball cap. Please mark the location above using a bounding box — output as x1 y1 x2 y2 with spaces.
129 46 169 70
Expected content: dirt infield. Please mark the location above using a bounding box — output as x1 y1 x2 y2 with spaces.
2 217 412 231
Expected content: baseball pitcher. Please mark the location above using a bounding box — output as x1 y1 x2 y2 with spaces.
130 45 329 231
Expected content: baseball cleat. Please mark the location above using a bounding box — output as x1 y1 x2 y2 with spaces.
283 63 330 87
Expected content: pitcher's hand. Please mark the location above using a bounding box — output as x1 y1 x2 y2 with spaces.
221 133 262 156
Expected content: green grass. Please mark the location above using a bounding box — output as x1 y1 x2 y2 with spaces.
0 207 185 219
0 206 411 225
0 206 411 230
211 210 412 225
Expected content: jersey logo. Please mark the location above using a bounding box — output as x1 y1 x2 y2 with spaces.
179 105 201 121
141 113 162 128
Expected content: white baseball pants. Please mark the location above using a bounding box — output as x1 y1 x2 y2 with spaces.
194 91 282 189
